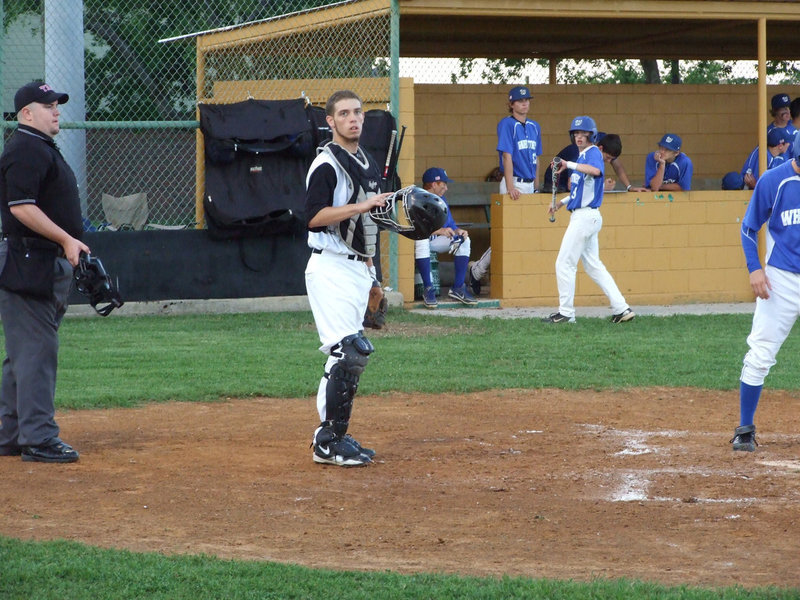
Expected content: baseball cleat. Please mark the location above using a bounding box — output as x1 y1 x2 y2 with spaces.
422 286 438 308
542 312 575 324
468 263 482 296
611 308 635 323
448 285 478 305
313 439 372 467
345 433 376 458
730 424 757 452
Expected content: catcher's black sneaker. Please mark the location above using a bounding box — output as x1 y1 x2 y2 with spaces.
730 424 757 452
542 312 575 324
345 433 376 459
611 308 635 323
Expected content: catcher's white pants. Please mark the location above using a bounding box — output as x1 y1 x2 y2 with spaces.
741 265 800 386
305 251 372 421
555 208 628 318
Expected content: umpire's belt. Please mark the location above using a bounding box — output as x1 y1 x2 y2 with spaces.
311 248 368 262
2 235 66 258
514 177 534 183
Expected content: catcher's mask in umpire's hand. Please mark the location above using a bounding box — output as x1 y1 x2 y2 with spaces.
73 253 124 316
369 185 448 240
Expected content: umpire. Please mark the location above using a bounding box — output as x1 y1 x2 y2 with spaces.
0 81 90 463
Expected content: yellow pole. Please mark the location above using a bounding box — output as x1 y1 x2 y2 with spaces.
757 18 767 178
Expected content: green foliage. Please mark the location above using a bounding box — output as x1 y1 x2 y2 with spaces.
1 537 795 600
40 309 800 410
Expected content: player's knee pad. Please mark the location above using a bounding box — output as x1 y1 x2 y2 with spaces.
325 333 374 434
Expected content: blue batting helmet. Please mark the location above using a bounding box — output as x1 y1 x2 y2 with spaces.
569 116 598 143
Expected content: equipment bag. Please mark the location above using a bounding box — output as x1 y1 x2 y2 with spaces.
200 99 315 240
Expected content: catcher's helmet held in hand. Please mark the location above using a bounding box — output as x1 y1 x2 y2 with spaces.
569 115 598 143
370 185 447 240
73 253 124 316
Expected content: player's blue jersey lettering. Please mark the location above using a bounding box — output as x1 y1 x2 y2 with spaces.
496 116 542 181
565 145 604 211
741 159 800 274
644 152 693 190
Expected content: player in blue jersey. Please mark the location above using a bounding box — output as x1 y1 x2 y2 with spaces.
768 93 792 134
741 127 790 190
542 116 634 324
644 133 693 191
731 133 800 452
496 85 542 200
414 167 477 307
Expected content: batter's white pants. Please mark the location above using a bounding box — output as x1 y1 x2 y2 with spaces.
305 251 372 421
741 265 800 386
414 235 471 259
555 208 629 319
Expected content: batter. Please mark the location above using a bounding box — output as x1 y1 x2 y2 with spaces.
304 90 391 467
543 116 634 324
732 133 800 452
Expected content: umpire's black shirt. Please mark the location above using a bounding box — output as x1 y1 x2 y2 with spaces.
0 124 82 240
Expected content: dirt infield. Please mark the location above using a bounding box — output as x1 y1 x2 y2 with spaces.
1 388 799 590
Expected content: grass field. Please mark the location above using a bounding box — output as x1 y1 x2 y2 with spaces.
2 309 799 599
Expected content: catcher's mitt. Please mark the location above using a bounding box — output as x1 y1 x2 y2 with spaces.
363 281 387 330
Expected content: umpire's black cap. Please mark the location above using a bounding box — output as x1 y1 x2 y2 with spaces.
14 81 69 113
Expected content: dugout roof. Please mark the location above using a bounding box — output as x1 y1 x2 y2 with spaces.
166 0 800 61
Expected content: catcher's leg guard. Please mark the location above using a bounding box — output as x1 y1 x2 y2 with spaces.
325 333 374 437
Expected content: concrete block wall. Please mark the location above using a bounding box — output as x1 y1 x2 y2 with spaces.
490 189 755 308
414 83 800 188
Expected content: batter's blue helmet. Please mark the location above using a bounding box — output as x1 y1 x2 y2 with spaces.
569 116 598 143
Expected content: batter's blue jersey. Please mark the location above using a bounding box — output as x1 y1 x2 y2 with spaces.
440 195 457 231
564 145 604 211
644 152 693 190
496 116 542 181
741 159 800 274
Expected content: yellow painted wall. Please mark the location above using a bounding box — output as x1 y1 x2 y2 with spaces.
490 189 754 308
414 83 800 188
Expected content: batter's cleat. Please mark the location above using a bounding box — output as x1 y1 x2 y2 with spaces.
423 286 438 308
468 263 482 296
313 437 372 467
542 312 575 324
730 424 757 452
611 308 635 323
448 285 478 305
345 433 376 459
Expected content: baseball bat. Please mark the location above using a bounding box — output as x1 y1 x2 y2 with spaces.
383 130 397 180
385 125 406 190
549 157 561 223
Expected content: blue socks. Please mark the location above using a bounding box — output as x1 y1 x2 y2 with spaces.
415 257 432 288
453 255 468 289
739 381 762 427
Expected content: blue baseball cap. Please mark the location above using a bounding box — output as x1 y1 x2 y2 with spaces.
721 171 744 190
767 127 788 147
658 133 682 151
508 86 531 102
422 167 452 184
771 93 791 110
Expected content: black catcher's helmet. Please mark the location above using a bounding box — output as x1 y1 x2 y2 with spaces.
369 185 448 240
73 253 124 316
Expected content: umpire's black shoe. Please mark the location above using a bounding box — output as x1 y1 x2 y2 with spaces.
0 444 22 456
21 439 79 463
730 424 757 452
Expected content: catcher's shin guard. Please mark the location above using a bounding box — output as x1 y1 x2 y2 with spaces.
325 333 374 436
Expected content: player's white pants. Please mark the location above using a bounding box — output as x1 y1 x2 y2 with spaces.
305 251 371 421
555 208 629 318
499 179 536 195
471 248 491 280
741 265 800 386
414 235 471 259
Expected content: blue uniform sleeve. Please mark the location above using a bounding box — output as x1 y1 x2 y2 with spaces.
678 155 693 191
496 118 514 154
644 153 656 188
741 148 758 178
740 225 761 272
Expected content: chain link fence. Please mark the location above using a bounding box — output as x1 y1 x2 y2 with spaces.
2 2 798 235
